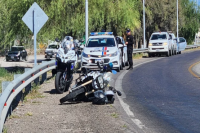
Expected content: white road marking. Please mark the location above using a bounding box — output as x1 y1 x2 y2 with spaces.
115 58 162 131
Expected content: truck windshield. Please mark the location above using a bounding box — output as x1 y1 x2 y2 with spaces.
11 47 24 51
48 45 58 49
86 38 115 47
151 34 167 40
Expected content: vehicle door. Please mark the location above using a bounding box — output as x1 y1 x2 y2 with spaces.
178 37 184 51
181 38 187 50
121 38 127 62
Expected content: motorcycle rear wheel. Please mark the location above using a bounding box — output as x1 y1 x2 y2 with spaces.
60 87 85 104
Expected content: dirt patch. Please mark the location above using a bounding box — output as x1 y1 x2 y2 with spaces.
4 74 132 133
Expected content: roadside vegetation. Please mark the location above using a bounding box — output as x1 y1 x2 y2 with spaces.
23 83 45 103
0 0 199 49
0 68 23 93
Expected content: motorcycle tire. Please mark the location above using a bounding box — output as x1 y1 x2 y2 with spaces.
60 87 85 104
55 72 66 94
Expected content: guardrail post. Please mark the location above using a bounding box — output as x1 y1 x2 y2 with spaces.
14 74 23 104
41 61 48 84
25 68 32 94
34 77 39 85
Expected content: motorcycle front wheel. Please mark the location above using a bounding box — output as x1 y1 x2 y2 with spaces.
55 72 69 94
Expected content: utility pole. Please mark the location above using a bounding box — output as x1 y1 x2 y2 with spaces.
85 0 88 45
177 0 179 48
143 0 145 48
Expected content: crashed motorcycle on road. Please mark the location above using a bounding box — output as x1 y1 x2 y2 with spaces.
60 62 122 104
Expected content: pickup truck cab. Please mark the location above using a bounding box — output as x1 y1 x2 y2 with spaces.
148 32 174 57
45 42 60 59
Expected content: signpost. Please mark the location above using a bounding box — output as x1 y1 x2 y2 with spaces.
22 2 48 66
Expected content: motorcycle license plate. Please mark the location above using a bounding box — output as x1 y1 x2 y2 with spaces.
95 59 104 63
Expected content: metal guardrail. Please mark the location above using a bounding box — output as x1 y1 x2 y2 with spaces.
133 48 148 54
132 45 200 53
185 45 200 49
0 60 56 132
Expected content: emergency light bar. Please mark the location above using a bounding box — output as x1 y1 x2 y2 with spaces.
90 32 113 36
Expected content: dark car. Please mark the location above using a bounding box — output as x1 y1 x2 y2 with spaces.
6 46 27 61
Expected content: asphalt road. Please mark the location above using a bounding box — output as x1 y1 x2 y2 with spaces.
122 51 200 133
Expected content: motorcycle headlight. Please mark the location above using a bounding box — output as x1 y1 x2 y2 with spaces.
108 51 118 57
82 52 90 58
96 75 104 89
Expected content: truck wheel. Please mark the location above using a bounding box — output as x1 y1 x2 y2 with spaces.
117 67 120 72
179 51 182 54
166 51 169 57
148 53 152 57
120 63 123 70
169 50 171 56
174 50 177 55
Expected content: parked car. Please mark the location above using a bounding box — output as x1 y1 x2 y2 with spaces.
81 32 123 72
148 32 174 57
6 46 27 62
45 42 60 59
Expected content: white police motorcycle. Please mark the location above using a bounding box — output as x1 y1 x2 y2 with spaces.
53 38 80 94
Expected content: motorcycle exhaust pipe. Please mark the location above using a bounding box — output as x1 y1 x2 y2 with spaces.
85 90 95 96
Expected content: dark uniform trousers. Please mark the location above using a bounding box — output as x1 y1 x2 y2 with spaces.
127 48 133 67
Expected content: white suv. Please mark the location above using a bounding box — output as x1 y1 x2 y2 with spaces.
148 32 173 57
81 32 123 72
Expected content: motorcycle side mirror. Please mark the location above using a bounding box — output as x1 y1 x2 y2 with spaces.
116 90 122 96
77 51 82 55
111 70 117 74
55 38 60 42
81 67 89 74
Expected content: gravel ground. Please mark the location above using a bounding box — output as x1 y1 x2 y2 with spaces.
4 73 132 133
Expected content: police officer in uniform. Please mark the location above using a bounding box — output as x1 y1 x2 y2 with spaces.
125 29 134 70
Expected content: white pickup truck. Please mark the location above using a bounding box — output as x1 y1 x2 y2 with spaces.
148 32 176 57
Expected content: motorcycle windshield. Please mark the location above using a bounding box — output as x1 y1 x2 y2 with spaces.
61 40 74 51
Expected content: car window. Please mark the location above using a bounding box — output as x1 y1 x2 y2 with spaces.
179 38 185 43
11 47 24 51
151 34 167 40
86 38 115 47
169 35 172 40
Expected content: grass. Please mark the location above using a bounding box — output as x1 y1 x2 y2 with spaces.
133 53 143 59
26 112 33 116
122 124 128 128
111 112 119 118
23 83 45 103
0 68 23 93
9 114 20 119
3 127 7 133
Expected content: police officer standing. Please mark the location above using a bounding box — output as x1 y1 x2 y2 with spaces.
125 29 134 70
